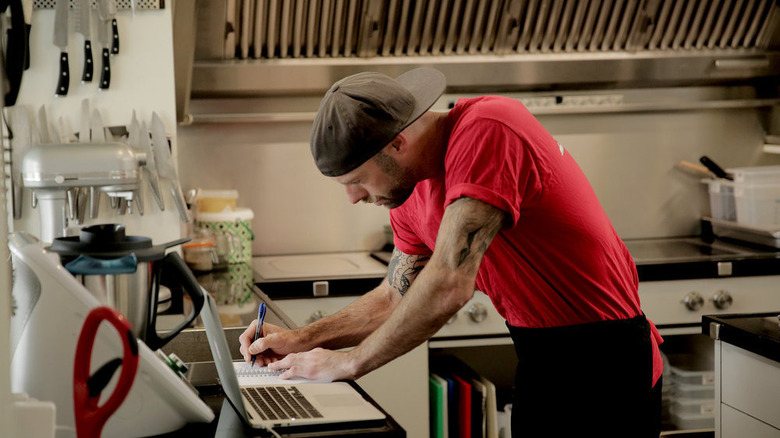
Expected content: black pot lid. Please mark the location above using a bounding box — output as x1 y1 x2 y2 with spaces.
47 224 189 262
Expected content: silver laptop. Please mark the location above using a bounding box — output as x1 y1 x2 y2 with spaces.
200 293 386 432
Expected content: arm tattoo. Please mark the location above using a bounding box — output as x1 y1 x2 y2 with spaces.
439 197 505 275
387 248 430 296
457 229 480 267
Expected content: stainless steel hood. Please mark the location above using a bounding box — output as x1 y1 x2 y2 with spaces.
180 0 780 100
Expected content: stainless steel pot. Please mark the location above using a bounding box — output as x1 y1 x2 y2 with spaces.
48 224 205 350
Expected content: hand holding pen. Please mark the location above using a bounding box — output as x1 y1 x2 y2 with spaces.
251 302 267 368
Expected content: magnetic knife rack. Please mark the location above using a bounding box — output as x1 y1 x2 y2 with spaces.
33 0 163 10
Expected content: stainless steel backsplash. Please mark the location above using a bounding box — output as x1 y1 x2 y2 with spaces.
177 87 780 256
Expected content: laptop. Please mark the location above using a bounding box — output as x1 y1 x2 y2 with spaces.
200 294 387 433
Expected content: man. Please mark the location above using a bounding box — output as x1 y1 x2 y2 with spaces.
239 68 663 437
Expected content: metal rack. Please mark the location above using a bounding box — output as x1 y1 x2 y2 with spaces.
33 0 163 10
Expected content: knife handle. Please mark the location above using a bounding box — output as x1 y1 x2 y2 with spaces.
111 19 119 54
55 51 69 96
99 48 111 90
24 24 31 70
82 40 94 82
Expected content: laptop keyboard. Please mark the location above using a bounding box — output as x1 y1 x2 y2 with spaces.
242 386 324 421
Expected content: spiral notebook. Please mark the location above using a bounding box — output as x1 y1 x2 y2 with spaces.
200 293 386 432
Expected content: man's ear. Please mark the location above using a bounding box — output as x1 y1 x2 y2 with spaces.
389 133 408 153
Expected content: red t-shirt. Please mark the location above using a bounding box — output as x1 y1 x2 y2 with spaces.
390 96 662 384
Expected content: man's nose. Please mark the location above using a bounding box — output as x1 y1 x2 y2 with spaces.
344 185 367 204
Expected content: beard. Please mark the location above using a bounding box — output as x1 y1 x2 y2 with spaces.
367 152 417 209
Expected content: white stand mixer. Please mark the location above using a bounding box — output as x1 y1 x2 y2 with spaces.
21 142 142 243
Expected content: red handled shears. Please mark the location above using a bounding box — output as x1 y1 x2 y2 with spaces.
73 306 139 438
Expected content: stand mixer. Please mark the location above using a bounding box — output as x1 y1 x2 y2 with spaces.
21 142 143 243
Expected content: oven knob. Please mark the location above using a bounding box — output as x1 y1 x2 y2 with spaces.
682 292 705 311
446 312 458 325
712 291 733 310
468 302 488 323
306 310 327 325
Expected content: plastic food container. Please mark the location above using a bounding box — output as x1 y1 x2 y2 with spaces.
197 190 239 213
733 183 780 226
671 397 715 416
702 179 736 221
669 409 714 430
728 165 780 184
182 240 217 272
674 383 715 400
195 208 255 264
669 364 715 386
702 179 780 226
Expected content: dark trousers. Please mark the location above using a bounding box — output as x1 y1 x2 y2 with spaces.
508 315 662 438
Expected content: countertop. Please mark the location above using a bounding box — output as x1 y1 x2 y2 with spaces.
156 263 404 437
702 312 780 363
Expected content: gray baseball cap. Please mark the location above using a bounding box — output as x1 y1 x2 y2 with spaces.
310 67 447 177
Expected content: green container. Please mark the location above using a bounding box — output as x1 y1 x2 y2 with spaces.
196 208 254 264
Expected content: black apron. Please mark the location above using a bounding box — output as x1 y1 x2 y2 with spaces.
508 314 662 438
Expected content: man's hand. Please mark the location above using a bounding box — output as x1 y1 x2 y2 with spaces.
268 348 356 382
238 321 299 366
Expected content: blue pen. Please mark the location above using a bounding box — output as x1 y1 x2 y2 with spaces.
250 302 267 368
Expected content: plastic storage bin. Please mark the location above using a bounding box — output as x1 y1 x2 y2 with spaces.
702 178 780 226
702 179 736 221
733 183 780 226
669 408 714 430
671 397 715 416
728 165 780 184
674 383 715 400
669 364 715 386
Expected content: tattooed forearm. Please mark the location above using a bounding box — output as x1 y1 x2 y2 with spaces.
387 248 430 296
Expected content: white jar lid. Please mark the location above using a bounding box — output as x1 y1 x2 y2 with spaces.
196 207 254 222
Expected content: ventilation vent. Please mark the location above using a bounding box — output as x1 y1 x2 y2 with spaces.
232 0 779 59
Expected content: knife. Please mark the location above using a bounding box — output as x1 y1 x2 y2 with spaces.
53 0 69 96
37 105 51 144
91 109 106 142
75 0 94 83
140 120 165 211
59 117 75 143
80 99 91 143
4 0 26 106
22 0 31 70
108 0 119 54
151 113 190 222
96 0 112 90
9 106 32 219
700 156 734 181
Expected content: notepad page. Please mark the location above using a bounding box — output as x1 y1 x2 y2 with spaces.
233 361 327 385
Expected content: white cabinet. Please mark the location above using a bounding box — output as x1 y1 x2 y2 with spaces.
722 405 780 438
716 340 780 437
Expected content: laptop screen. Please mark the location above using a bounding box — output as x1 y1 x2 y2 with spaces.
200 292 251 421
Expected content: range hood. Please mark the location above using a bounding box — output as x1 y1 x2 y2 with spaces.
180 0 780 99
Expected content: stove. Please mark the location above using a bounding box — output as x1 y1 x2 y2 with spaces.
625 237 780 282
626 237 780 332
